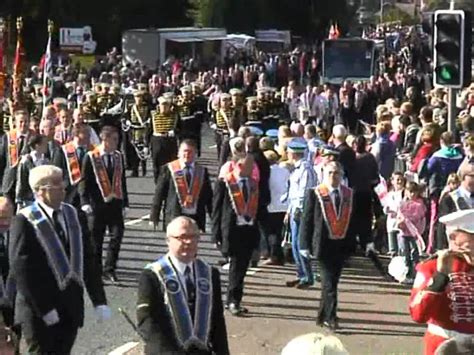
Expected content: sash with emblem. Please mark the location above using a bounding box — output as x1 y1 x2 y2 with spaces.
315 184 353 240
89 148 123 203
225 173 259 226
19 202 83 290
146 256 213 352
168 160 204 215
7 130 20 168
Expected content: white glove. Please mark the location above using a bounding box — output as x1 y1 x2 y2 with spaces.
42 309 60 326
126 120 131 126
366 242 376 254
81 204 93 214
167 130 175 137
210 123 217 130
299 249 311 258
142 147 149 155
94 305 112 323
123 207 129 218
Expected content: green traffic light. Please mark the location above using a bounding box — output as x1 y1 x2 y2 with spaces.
440 67 453 80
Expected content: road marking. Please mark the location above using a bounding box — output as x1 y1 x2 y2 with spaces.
208 144 217 148
108 341 140 355
124 214 150 226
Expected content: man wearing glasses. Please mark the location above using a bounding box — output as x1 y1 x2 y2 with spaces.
9 165 109 354
137 216 229 354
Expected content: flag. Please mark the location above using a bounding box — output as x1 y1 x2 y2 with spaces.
13 18 25 104
0 29 5 99
42 33 53 109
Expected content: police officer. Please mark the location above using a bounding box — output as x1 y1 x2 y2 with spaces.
283 140 318 289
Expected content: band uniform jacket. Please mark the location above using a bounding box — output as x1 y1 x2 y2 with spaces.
299 188 356 260
8 206 106 333
137 265 229 355
150 164 212 232
211 179 260 257
79 151 129 210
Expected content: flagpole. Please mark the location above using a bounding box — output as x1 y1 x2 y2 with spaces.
0 18 6 100
42 19 54 115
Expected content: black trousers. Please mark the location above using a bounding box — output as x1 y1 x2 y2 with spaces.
318 256 345 324
352 190 374 251
261 212 285 261
90 202 124 274
24 318 78 355
214 131 229 164
227 249 252 306
150 135 178 182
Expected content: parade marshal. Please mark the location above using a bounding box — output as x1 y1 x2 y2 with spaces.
136 216 229 355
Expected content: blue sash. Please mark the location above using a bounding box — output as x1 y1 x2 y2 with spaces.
20 202 83 290
146 256 213 351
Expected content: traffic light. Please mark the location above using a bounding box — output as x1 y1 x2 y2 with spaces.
433 10 471 88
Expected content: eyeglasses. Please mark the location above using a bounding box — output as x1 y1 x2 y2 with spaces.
40 184 65 191
169 234 199 242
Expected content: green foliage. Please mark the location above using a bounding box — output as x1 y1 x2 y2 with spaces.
382 7 417 25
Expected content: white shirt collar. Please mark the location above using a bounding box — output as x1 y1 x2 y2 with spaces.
180 160 195 170
327 184 341 195
169 254 193 276
37 200 61 220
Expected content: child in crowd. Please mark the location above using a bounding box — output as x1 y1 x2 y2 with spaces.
396 181 427 285
439 172 461 201
384 172 406 257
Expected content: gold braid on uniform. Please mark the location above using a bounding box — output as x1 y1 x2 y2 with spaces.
152 111 177 134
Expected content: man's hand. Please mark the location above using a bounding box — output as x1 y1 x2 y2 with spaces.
122 207 129 218
42 309 60 326
94 305 112 323
283 212 289 225
437 249 459 274
81 204 93 215
299 249 310 258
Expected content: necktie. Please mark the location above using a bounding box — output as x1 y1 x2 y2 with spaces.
106 154 114 180
242 179 249 203
334 189 341 215
185 164 192 186
184 266 195 316
77 146 85 162
18 136 25 153
52 211 69 254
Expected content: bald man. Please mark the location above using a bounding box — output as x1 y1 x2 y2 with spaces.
137 216 229 355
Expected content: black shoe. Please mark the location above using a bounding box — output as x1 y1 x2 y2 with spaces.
250 260 259 268
103 271 118 284
322 320 339 331
131 170 139 177
296 281 313 290
228 303 248 316
285 279 300 287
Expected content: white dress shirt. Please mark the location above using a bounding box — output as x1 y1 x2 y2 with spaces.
169 254 194 296
268 164 291 213
327 185 342 214
37 200 67 235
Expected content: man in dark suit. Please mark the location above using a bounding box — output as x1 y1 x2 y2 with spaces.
150 139 212 232
137 216 229 355
9 165 109 354
39 119 61 161
0 109 33 201
332 124 355 187
53 124 93 209
300 161 356 331
212 155 260 316
79 125 128 283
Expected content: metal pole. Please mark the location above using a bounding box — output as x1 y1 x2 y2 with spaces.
380 0 383 23
448 88 457 133
450 0 455 10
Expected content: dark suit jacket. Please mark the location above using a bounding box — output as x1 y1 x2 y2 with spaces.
335 142 356 187
150 164 212 232
137 266 229 355
211 179 259 256
299 188 356 260
436 193 471 251
0 132 31 200
9 206 106 333
79 151 129 210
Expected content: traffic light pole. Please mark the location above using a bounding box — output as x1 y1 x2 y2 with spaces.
447 88 457 133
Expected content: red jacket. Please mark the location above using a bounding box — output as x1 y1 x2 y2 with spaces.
410 257 474 354
410 143 434 173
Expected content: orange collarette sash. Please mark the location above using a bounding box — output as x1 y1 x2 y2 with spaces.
315 184 353 240
89 148 123 203
168 160 204 215
225 173 259 225
63 143 82 185
7 130 19 167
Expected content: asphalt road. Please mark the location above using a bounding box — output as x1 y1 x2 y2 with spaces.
73 127 426 354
